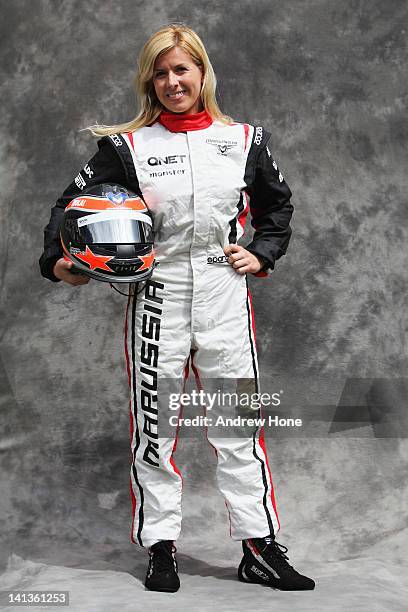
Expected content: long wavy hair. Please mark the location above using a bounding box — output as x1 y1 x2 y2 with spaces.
85 24 232 136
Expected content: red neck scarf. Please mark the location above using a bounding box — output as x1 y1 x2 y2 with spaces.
158 109 213 132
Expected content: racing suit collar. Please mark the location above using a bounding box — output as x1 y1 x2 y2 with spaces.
158 109 213 132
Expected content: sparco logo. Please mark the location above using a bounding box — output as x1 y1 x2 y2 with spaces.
254 127 263 145
207 255 229 264
110 134 122 147
250 565 269 581
206 138 237 156
139 279 164 467
147 155 187 166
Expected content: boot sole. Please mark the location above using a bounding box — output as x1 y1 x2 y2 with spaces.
145 585 180 593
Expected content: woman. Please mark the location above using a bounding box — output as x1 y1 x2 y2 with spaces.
40 24 315 593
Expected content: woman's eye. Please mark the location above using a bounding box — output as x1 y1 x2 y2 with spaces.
154 67 188 79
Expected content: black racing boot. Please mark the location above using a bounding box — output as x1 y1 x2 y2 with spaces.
145 540 180 593
238 536 315 590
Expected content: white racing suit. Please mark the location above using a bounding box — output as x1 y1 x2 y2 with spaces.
39 113 293 547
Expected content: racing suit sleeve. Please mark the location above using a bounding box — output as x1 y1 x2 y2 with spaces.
39 138 129 282
244 131 293 273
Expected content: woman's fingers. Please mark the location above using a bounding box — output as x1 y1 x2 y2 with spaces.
223 245 262 274
53 258 90 286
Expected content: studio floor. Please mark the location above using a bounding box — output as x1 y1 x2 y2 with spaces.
1 548 407 612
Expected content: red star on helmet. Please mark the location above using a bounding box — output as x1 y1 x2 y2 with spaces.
138 251 155 271
75 246 114 272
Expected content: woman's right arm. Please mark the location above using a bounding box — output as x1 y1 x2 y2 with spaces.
39 138 128 285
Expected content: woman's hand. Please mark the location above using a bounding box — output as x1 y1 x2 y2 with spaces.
223 244 264 275
53 258 90 286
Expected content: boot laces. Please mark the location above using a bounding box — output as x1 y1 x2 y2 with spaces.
262 540 295 571
149 542 177 573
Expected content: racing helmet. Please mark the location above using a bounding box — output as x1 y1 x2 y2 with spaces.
60 184 155 283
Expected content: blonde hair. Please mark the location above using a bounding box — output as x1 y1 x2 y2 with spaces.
85 24 233 136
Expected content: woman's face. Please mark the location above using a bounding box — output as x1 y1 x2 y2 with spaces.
152 46 203 115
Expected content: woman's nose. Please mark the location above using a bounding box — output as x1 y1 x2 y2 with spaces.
167 70 179 88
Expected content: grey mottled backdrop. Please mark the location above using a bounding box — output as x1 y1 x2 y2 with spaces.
1 0 407 599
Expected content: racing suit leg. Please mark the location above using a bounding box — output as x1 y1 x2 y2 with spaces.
125 265 192 548
190 267 280 540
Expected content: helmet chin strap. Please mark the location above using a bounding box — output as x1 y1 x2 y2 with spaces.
109 282 146 297
108 260 159 296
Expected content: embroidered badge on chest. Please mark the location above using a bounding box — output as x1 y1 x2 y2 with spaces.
205 138 238 156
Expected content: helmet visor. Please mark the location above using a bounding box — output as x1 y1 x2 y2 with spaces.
74 210 153 244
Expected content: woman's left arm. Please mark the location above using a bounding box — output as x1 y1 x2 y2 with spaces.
224 126 293 276
243 129 294 275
